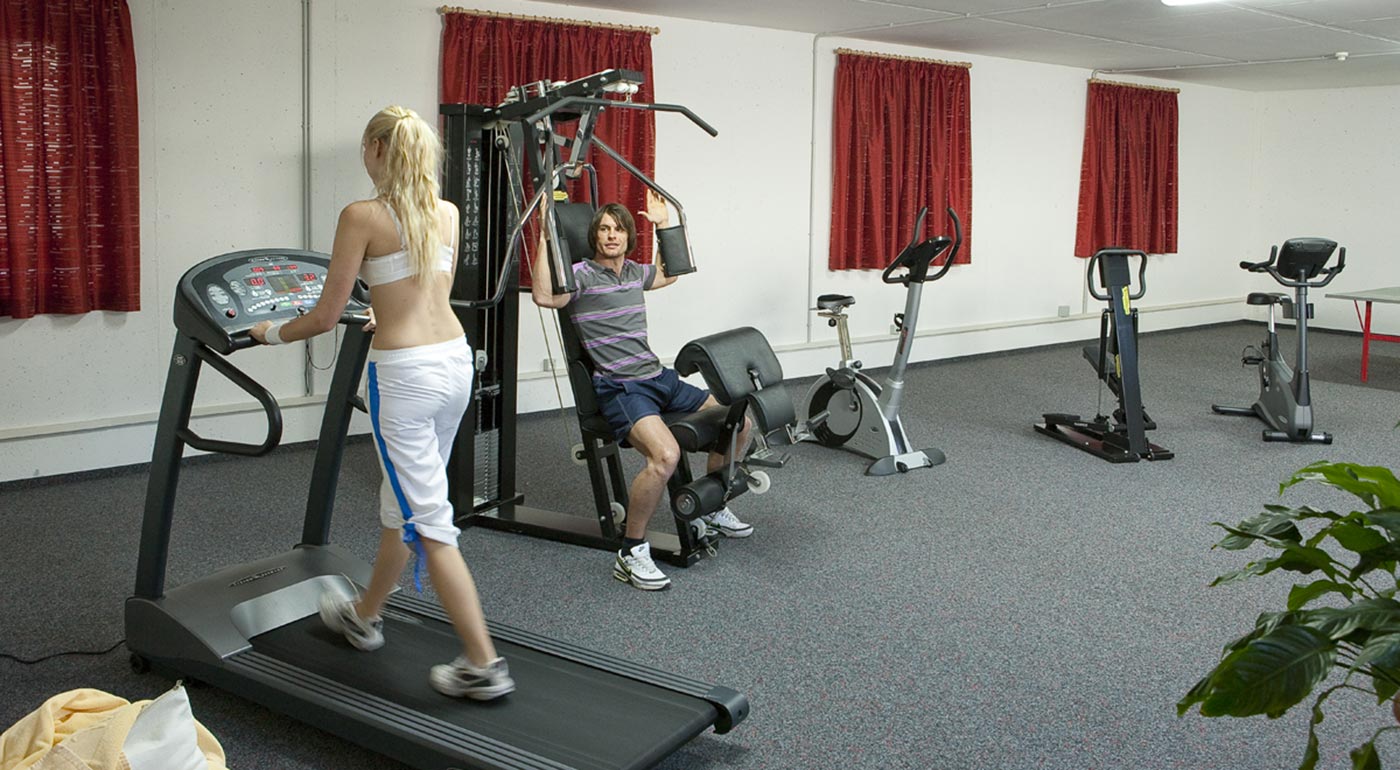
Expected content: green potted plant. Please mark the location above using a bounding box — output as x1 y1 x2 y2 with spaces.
1179 461 1400 769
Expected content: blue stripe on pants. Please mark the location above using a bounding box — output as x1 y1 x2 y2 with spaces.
367 361 427 590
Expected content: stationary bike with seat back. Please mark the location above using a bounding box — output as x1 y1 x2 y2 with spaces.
1212 237 1346 443
790 206 962 476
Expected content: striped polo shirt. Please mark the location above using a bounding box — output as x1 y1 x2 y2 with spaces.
569 258 662 381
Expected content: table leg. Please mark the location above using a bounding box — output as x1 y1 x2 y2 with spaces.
1362 300 1373 383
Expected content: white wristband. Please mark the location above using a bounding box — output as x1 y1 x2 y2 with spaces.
264 322 288 345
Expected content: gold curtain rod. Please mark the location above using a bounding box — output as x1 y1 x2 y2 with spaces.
437 6 659 35
834 48 971 69
1088 78 1179 94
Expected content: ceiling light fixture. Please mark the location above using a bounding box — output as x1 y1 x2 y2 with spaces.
1160 0 1224 6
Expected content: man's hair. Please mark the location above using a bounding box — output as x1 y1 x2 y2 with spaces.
588 203 637 257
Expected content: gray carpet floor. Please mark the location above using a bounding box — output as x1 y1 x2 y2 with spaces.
2 322 1399 770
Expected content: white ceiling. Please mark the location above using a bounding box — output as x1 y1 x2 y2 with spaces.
553 0 1400 90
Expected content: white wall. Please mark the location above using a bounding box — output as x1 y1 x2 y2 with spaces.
1249 85 1400 332
802 36 1256 383
0 0 1372 482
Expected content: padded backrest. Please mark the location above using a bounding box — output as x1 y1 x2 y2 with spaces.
554 202 596 266
674 327 785 403
551 202 602 417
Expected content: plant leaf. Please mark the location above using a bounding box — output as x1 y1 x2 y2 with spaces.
1284 463 1400 510
1211 543 1338 588
1271 543 1340 578
1353 632 1400 703
1289 580 1357 611
1299 691 1333 770
1309 599 1400 640
1350 541 1400 582
1212 561 1271 587
1364 508 1400 539
1215 511 1304 549
1350 740 1380 770
1330 521 1391 555
1186 625 1335 719
1223 612 1307 654
1177 675 1212 717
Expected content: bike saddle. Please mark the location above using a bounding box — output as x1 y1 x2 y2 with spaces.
1246 292 1287 306
816 294 855 311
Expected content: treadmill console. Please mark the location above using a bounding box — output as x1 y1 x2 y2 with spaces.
175 249 368 355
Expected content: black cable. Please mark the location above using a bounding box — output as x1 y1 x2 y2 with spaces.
0 639 125 665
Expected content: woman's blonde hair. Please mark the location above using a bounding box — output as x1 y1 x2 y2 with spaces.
363 106 443 283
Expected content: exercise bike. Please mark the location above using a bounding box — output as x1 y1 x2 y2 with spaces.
1036 248 1173 463
789 206 962 476
1212 237 1346 443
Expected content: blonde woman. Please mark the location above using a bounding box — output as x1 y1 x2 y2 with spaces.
250 106 512 700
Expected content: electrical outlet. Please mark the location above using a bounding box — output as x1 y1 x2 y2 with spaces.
1058 305 1071 318
542 357 561 371
890 324 900 335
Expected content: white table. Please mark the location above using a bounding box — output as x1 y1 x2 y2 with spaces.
1326 286 1400 382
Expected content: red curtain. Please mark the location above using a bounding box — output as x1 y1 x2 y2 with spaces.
0 0 140 319
829 54 972 270
441 13 656 283
1074 82 1177 257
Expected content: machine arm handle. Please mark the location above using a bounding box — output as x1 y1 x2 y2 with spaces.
1315 246 1347 287
880 207 929 285
1086 248 1148 301
925 208 963 283
1129 251 1148 300
1239 245 1279 273
524 96 719 137
450 172 561 310
881 207 962 286
177 344 284 457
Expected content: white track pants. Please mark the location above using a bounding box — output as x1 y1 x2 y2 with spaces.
366 336 473 547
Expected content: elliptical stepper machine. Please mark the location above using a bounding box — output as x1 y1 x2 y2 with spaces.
789 206 962 476
1036 248 1173 463
1212 237 1346 443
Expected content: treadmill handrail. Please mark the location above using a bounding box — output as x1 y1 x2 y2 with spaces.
177 343 284 457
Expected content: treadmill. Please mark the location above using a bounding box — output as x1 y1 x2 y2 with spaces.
125 248 748 770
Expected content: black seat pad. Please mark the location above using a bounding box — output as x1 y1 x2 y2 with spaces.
816 294 855 311
1247 292 1287 306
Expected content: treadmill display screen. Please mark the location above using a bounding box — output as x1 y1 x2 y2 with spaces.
266 273 302 294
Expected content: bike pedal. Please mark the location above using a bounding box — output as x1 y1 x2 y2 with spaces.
1242 355 1263 366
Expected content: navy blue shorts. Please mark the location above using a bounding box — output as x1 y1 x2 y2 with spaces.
593 368 710 443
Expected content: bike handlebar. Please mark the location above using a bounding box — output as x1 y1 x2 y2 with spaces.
881 207 962 286
1238 243 1346 288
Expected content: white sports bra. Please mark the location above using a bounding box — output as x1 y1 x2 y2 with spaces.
359 200 455 287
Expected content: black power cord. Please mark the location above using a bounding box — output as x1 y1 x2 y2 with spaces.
0 639 126 665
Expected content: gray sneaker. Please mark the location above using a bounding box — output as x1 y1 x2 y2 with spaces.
429 656 516 700
702 507 754 538
613 542 671 590
317 593 384 651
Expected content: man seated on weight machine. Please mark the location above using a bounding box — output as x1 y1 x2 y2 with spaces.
531 191 754 591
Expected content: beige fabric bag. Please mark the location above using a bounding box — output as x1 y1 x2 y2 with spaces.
0 684 227 770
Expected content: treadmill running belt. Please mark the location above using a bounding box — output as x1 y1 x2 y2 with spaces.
252 612 717 770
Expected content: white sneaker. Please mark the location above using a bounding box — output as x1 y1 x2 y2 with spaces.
613 542 671 590
317 593 384 651
429 655 515 701
702 507 754 538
